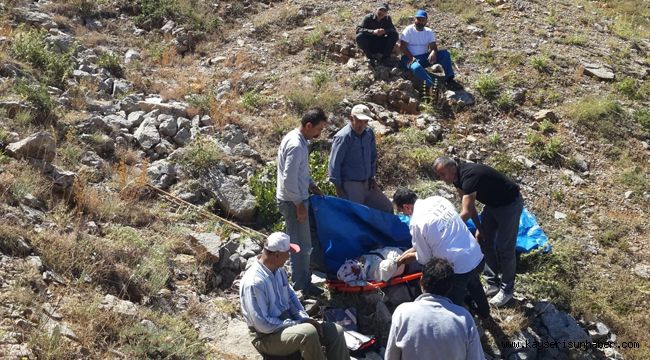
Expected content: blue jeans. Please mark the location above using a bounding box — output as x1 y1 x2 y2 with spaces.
400 50 455 86
278 200 312 291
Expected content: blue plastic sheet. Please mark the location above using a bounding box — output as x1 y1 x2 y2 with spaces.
310 196 412 274
466 208 550 253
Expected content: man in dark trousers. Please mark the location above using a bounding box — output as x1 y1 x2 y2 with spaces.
356 3 398 65
434 157 524 307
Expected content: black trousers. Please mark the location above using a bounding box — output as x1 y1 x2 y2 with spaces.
355 31 398 58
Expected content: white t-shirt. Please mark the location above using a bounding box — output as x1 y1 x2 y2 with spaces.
409 196 483 274
400 24 436 57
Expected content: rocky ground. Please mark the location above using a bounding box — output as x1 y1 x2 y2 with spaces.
0 0 648 359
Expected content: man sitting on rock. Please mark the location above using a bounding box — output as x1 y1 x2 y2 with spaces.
240 232 350 360
399 9 459 89
356 2 398 65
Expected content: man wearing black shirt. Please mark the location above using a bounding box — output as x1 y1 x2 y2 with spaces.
356 3 398 64
434 157 524 307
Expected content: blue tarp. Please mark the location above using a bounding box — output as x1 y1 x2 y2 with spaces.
309 196 412 274
311 196 550 274
466 208 550 254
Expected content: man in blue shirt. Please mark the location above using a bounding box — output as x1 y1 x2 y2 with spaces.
386 257 484 360
328 104 393 213
240 232 350 360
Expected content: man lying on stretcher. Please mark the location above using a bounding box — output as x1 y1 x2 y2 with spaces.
336 246 408 286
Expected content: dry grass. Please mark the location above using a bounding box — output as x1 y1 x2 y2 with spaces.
0 159 52 206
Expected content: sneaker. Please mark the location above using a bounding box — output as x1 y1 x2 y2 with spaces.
489 290 513 307
485 284 500 297
446 78 464 91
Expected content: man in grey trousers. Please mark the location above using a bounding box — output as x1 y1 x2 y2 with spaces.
276 108 326 296
434 157 524 307
328 104 393 213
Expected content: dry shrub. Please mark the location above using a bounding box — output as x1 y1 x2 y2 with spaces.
0 160 52 205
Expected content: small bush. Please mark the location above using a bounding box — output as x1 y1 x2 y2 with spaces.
13 81 54 125
487 153 523 178
635 109 650 136
312 69 329 90
474 74 501 101
305 25 327 46
240 90 264 111
12 27 75 87
172 136 225 174
620 166 649 193
495 92 514 111
97 52 123 78
187 93 212 112
538 119 556 135
249 163 282 230
530 55 551 73
527 134 564 165
557 34 587 46
285 86 342 114
615 77 645 99
565 97 624 140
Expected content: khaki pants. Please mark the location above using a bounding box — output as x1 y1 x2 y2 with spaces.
252 322 350 360
342 180 393 213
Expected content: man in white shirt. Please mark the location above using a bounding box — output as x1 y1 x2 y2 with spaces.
399 9 458 89
393 188 490 319
385 257 485 360
276 108 326 296
240 232 350 360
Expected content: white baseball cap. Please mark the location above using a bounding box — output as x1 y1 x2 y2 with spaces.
264 232 301 253
350 104 373 121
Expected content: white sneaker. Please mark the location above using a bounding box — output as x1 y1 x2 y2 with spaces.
489 290 513 307
485 284 500 297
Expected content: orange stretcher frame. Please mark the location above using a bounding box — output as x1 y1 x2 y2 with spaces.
325 272 423 293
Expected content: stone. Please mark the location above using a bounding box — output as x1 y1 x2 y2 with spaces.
42 303 62 320
445 90 475 107
505 329 538 360
554 211 567 220
80 133 115 157
236 238 262 259
572 154 589 172
200 115 214 127
2 344 33 358
6 131 56 162
173 127 192 146
158 114 178 137
124 49 141 64
515 155 535 169
13 9 57 29
153 139 174 156
42 316 78 341
100 294 138 317
188 232 222 263
633 264 650 279
533 109 558 122
582 62 615 80
588 322 610 342
127 111 146 130
113 79 132 97
536 301 591 343
84 18 103 31
46 30 76 54
425 124 443 144
466 25 485 35
161 20 176 33
209 175 257 223
134 118 161 149
26 256 44 272
21 193 46 210
148 159 177 189
0 235 32 257
212 317 261 359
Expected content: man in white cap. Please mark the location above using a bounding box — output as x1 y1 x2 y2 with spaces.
240 232 350 360
327 104 393 213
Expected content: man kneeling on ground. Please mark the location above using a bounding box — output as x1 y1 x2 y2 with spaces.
240 232 350 360
386 257 485 360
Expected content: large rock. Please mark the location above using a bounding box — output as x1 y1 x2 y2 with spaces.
173 127 192 146
100 294 138 317
582 62 615 80
205 172 257 223
148 159 177 189
212 317 262 359
445 90 475 107
13 9 57 29
535 301 591 343
158 114 178 137
6 131 56 162
188 232 222 263
134 118 161 149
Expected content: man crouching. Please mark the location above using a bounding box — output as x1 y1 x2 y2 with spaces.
240 232 350 360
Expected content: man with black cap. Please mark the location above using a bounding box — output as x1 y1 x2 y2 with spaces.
356 3 398 65
399 9 459 88
240 232 350 360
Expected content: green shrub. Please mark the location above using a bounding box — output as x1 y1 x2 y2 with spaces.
474 74 501 100
565 97 624 140
97 52 123 78
635 109 650 135
312 69 329 90
285 86 342 114
240 91 264 111
487 153 523 178
530 55 551 73
527 134 564 165
538 119 556 135
495 92 514 111
187 94 212 112
172 136 225 173
305 25 327 46
13 81 55 125
12 27 75 86
615 77 645 99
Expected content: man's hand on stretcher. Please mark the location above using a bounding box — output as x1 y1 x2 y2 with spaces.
396 248 417 266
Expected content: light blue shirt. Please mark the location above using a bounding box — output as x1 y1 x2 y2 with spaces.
239 259 309 334
276 128 313 203
386 293 485 360
328 123 377 187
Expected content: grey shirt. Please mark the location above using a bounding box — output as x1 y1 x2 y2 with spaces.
276 128 313 203
385 293 485 360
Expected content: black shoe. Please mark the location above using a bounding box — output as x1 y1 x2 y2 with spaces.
302 284 324 297
446 78 464 91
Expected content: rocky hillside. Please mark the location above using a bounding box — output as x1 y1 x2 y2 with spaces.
0 0 648 359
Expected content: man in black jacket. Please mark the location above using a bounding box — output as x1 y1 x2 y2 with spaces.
356 3 398 64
